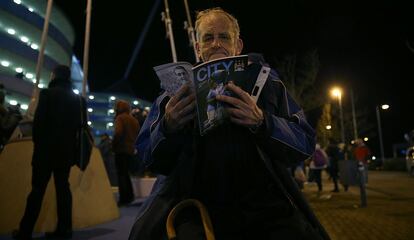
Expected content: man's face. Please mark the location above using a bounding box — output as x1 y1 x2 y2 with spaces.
196 13 243 62
174 68 188 83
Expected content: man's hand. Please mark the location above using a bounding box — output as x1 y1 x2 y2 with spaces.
216 82 264 128
164 84 196 133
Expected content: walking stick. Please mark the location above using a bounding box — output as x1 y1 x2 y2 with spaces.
166 199 215 240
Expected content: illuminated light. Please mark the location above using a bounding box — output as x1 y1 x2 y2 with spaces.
87 121 92 126
110 96 116 101
145 106 150 111
20 104 28 110
107 122 114 127
20 36 29 43
32 79 36 83
351 140 355 145
133 100 139 105
15 67 23 73
88 95 95 100
13 0 21 4
28 7 34 12
325 125 332 130
330 87 342 98
25 73 34 79
363 137 369 142
1 61 10 67
30 43 38 50
38 83 44 88
87 108 93 113
73 89 80 94
108 109 114 114
381 104 389 110
9 100 18 105
7 28 16 35
372 156 376 160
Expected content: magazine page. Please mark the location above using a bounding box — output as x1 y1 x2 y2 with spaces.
153 62 193 96
192 55 248 135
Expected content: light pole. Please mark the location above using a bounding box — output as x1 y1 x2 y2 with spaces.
331 87 345 144
350 89 358 140
376 104 389 164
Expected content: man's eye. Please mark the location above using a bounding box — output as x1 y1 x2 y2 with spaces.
202 35 214 42
219 34 231 41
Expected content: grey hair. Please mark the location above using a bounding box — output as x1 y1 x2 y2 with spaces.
195 7 240 41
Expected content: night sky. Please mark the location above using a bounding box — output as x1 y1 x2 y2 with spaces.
54 0 413 157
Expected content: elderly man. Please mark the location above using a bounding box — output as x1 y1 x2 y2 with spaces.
130 7 328 240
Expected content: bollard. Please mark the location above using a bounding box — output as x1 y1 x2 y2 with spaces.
358 162 367 207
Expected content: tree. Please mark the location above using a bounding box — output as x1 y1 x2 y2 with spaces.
316 103 334 147
274 49 323 112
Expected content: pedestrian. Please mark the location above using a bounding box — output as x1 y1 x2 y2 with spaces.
326 140 341 192
308 143 328 192
112 100 140 206
13 65 84 239
98 133 117 186
129 7 328 240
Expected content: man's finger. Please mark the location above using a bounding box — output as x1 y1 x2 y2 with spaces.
226 82 253 104
169 84 189 106
175 93 195 112
216 94 249 109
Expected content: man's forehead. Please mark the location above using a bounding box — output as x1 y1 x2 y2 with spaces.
199 14 232 31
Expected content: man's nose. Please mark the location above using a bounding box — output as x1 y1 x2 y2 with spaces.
212 37 222 48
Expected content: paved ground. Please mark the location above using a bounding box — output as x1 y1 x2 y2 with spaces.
1 170 414 239
303 170 414 240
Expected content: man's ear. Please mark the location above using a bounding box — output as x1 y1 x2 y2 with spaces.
196 42 201 60
236 38 243 55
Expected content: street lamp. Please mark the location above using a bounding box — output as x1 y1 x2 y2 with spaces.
376 104 390 164
331 87 345 144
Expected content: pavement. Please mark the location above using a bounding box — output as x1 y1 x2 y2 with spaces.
303 170 414 240
1 170 414 240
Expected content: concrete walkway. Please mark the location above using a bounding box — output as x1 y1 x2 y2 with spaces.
303 170 414 240
2 171 414 239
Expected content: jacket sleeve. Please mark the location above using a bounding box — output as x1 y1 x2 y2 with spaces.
135 93 188 175
255 70 316 167
33 90 48 144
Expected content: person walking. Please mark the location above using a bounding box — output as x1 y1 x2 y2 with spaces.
112 100 140 206
13 65 84 239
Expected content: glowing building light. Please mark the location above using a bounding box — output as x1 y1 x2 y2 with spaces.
1 61 10 67
73 89 80 94
20 104 28 110
20 36 29 43
87 108 93 113
88 95 95 100
25 73 34 79
30 43 38 50
7 28 16 35
15 67 23 73
133 100 139 105
9 100 18 105
13 0 22 4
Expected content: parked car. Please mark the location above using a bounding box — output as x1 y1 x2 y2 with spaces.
406 146 414 175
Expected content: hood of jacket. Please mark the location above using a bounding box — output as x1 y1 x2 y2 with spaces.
115 100 130 115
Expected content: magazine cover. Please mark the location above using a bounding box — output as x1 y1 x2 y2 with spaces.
153 62 193 96
192 55 248 135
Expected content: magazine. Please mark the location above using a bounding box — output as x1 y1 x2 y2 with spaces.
154 55 249 135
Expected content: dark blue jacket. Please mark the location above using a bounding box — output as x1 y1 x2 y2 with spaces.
129 63 329 239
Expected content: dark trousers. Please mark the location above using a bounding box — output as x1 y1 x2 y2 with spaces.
19 163 72 235
309 169 323 191
115 153 134 203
